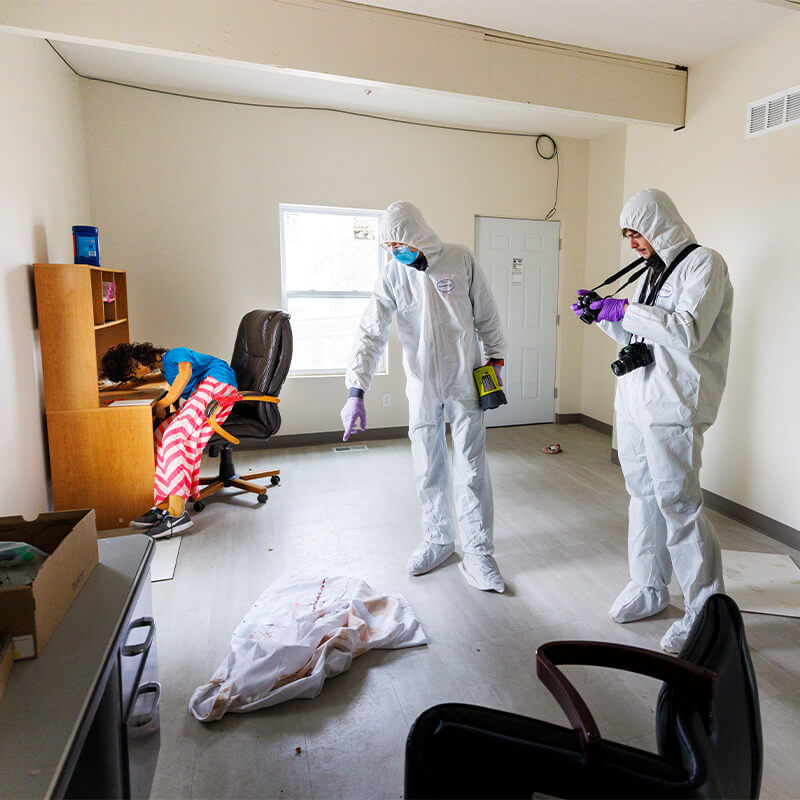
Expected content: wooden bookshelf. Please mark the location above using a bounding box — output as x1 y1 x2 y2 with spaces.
33 264 159 529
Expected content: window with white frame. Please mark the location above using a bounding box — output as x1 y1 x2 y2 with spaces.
281 204 386 375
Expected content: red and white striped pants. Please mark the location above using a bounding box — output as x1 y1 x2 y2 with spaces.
153 377 235 503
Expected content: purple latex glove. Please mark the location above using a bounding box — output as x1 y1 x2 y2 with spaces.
590 297 628 322
571 289 592 317
340 397 366 441
493 364 503 387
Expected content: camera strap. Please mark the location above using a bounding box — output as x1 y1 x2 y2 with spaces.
637 243 701 306
590 256 645 295
627 242 701 346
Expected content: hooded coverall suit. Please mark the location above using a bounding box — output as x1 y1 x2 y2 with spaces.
597 189 733 652
345 202 506 562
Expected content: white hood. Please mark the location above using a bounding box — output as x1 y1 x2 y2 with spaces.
379 201 443 260
620 189 696 267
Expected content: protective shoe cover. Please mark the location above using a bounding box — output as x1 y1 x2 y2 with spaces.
660 612 697 654
407 540 455 576
189 574 426 721
345 202 506 556
609 580 669 623
459 554 505 593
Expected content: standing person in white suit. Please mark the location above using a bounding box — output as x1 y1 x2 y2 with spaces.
574 188 733 653
341 201 507 592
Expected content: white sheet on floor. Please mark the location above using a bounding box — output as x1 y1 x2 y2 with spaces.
722 549 800 617
189 574 427 721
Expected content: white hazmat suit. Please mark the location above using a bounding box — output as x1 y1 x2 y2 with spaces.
597 189 733 652
345 202 506 590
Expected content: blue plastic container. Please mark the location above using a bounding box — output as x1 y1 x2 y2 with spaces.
72 225 100 266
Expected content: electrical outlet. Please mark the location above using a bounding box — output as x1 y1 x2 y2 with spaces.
382 393 391 407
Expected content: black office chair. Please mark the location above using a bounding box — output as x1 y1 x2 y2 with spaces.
405 594 762 799
192 309 292 510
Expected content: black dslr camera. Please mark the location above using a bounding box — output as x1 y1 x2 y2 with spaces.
574 290 602 325
611 342 653 376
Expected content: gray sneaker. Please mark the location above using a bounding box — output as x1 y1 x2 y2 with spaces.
130 507 166 528
146 511 193 540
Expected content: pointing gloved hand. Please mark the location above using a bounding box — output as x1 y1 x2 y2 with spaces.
589 297 628 322
571 289 592 317
340 396 367 442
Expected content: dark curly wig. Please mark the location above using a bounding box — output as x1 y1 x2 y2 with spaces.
101 341 167 382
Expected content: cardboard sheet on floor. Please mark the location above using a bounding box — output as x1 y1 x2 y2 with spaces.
151 536 182 582
189 574 427 721
722 549 800 617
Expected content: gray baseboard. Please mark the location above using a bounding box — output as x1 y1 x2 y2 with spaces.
262 426 409 449
556 413 613 437
702 489 800 551
611 449 799 550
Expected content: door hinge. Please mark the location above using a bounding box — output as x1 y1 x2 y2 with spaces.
559 238 563 250
554 387 558 399
556 313 560 326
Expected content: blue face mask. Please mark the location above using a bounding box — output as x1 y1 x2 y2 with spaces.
391 245 420 266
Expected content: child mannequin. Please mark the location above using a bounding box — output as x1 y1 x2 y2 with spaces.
101 342 237 538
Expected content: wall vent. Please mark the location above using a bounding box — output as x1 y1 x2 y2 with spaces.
746 85 800 138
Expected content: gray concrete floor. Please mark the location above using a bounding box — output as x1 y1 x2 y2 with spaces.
151 423 800 799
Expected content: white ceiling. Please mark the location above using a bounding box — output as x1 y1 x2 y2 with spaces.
30 0 793 139
350 0 790 66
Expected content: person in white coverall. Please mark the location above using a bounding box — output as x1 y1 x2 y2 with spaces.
575 188 733 653
341 201 507 592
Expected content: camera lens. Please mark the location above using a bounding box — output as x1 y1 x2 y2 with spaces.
577 291 601 325
610 342 653 376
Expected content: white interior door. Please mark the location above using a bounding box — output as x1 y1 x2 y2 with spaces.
475 216 560 426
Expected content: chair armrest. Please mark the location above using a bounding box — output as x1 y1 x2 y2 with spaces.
203 393 280 445
536 640 716 756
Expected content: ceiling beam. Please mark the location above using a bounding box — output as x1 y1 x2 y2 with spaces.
0 0 686 127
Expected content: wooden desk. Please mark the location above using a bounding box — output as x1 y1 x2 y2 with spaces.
48 383 166 529
34 264 164 529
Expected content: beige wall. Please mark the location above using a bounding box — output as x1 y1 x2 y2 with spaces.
0 32 91 517
82 80 590 436
580 126 628 425
614 16 800 530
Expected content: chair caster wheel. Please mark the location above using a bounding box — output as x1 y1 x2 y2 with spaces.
193 501 206 512
270 475 280 486
257 494 268 504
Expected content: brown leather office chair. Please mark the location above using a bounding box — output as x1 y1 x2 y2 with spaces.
192 309 292 510
405 594 762 799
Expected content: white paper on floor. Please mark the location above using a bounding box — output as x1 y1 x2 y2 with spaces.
151 536 182 582
722 549 800 617
189 574 427 721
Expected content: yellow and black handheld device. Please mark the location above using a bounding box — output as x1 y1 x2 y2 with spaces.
473 363 507 411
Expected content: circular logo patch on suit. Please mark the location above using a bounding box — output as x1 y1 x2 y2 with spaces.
436 278 455 294
658 283 674 299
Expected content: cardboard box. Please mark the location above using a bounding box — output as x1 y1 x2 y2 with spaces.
0 510 98 659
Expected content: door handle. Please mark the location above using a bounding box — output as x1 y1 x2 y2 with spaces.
122 616 156 657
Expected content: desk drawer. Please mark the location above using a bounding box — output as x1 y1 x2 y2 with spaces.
121 565 160 799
